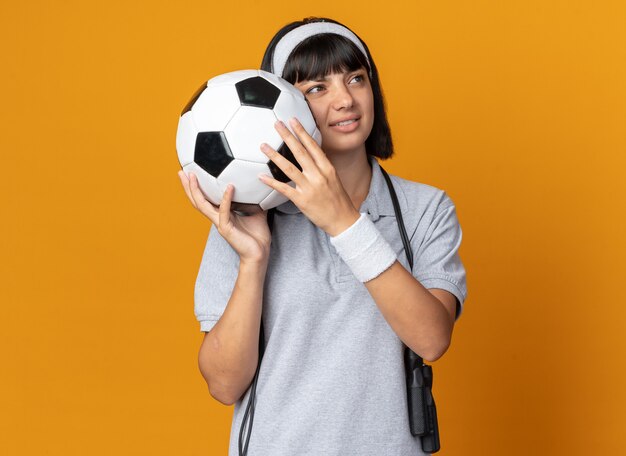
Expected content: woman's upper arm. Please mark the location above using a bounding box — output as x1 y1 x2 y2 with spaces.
428 288 458 325
411 191 468 321
194 224 240 332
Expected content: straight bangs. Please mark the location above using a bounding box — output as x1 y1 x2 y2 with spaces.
281 34 371 84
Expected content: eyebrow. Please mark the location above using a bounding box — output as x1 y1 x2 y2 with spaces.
305 70 363 84
308 76 329 83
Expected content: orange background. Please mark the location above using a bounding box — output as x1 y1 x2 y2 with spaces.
2 0 625 454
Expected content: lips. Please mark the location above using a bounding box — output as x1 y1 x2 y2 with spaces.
330 116 360 126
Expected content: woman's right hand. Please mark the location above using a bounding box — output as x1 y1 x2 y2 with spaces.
178 170 272 263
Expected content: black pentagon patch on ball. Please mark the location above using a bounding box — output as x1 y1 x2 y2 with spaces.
269 143 303 183
230 202 264 215
235 76 281 109
194 132 234 178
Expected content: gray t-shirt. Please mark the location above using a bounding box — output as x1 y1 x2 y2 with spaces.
195 155 468 455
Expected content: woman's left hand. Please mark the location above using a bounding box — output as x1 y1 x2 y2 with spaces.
258 118 361 237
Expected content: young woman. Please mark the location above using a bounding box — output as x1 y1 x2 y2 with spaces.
178 17 468 456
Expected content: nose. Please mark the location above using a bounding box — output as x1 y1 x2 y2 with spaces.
331 83 354 110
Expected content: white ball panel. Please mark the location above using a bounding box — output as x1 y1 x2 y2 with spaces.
176 112 197 167
312 128 322 147
207 69 260 86
273 92 317 138
183 162 223 206
259 184 294 210
258 71 304 100
216 160 273 204
224 107 282 163
191 85 241 132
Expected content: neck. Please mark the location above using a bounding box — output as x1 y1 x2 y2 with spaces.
326 148 373 211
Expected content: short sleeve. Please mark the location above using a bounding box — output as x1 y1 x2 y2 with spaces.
194 224 240 332
412 193 468 321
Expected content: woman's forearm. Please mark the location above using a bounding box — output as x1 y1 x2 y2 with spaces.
197 258 268 405
364 261 454 362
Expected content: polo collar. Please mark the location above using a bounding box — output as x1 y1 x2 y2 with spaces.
274 155 401 221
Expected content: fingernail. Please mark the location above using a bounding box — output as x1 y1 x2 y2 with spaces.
275 120 285 128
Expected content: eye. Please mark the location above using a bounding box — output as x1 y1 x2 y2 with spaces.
350 74 365 84
305 84 324 95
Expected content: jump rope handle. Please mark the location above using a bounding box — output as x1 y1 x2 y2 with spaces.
380 165 441 453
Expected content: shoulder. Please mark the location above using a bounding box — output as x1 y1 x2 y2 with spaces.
200 223 240 268
383 169 456 218
371 160 462 244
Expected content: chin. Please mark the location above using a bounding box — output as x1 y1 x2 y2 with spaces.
323 137 368 153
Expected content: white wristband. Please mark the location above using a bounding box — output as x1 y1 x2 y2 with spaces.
329 213 398 282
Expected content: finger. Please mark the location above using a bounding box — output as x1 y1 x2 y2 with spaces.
260 142 305 186
178 170 195 207
288 117 332 172
218 184 234 232
274 119 318 172
188 172 219 223
258 173 296 201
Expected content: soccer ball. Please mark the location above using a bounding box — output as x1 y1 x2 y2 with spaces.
176 69 322 213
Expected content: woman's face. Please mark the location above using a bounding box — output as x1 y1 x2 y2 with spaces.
294 66 374 157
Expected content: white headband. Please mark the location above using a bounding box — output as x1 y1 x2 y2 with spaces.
271 22 372 79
